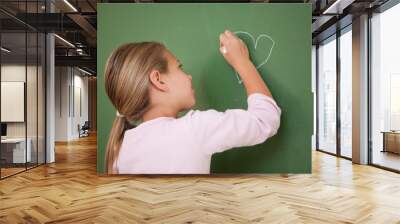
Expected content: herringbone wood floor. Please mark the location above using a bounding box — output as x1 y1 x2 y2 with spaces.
1 133 400 224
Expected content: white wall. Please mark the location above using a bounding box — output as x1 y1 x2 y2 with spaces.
1 65 41 137
1 82 25 122
55 67 68 141
54 67 89 141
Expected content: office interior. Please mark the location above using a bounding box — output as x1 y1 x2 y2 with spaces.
1 0 399 190
313 1 400 172
1 0 97 179
0 0 399 222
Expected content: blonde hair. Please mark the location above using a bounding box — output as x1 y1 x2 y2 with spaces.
104 42 168 174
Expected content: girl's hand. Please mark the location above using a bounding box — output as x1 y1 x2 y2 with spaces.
219 30 250 71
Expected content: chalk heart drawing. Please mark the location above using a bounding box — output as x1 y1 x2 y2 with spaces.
233 31 275 84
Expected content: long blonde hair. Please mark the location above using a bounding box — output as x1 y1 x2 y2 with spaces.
104 42 168 174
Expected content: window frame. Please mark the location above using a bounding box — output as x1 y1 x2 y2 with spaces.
315 24 353 161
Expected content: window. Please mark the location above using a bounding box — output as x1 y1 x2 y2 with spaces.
370 2 400 171
317 35 337 154
339 27 352 158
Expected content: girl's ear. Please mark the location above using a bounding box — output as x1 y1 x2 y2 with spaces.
149 70 168 92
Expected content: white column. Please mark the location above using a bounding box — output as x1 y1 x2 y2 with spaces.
45 1 56 163
46 32 55 163
352 14 369 164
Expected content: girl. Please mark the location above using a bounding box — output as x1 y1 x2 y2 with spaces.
104 30 281 174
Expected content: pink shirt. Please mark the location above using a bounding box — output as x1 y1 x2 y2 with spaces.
116 93 281 174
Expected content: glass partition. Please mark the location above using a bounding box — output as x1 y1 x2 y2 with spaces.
1 30 28 177
0 1 46 179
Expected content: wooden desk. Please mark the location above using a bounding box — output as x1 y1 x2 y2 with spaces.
381 131 400 154
1 138 32 163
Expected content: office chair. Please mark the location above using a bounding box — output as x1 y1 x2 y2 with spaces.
78 121 90 138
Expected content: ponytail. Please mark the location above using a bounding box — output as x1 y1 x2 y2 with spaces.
105 115 135 174
103 42 168 174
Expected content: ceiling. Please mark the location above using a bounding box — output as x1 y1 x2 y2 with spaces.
0 0 97 74
0 0 393 76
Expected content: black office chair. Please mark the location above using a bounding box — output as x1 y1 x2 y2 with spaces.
78 121 90 138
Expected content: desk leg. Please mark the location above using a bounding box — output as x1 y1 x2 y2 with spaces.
382 133 386 153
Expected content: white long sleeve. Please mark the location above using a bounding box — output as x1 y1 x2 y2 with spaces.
186 93 282 155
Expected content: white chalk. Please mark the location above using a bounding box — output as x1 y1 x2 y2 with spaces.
221 46 227 54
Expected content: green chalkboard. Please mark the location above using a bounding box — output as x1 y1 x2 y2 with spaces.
97 3 312 174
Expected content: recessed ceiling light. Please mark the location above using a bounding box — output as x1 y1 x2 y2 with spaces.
54 34 75 48
1 47 11 53
63 0 78 12
322 0 357 15
77 67 93 76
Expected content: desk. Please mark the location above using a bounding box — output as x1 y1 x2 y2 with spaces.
381 131 400 154
1 138 32 163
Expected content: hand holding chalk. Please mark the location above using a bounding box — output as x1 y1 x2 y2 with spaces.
219 30 250 71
